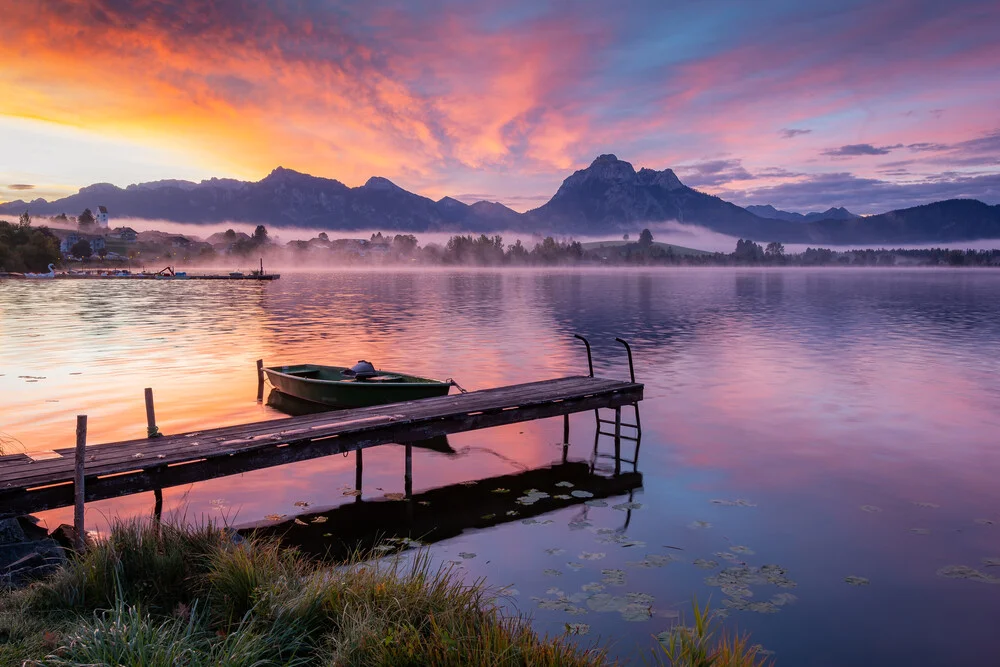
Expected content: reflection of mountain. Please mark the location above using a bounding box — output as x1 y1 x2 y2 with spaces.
245 461 642 560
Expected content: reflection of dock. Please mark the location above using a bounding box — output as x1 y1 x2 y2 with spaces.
247 460 643 560
0 376 643 518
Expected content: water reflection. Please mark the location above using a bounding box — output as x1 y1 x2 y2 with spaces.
3 269 1000 666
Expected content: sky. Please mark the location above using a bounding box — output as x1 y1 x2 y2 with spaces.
1 0 998 214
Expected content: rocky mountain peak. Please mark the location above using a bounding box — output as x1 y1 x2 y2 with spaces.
636 167 684 191
363 176 404 192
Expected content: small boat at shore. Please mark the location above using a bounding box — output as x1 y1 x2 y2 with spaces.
263 361 453 409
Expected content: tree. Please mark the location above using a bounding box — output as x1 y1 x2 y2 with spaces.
223 229 237 240
638 228 654 247
78 208 95 228
765 242 785 257
70 238 92 259
253 225 269 244
0 219 60 272
391 234 418 256
19 211 31 227
97 247 108 260
623 233 630 241
317 232 329 241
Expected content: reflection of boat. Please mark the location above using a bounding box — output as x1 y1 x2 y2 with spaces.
24 263 55 279
245 461 643 561
263 361 452 409
266 389 456 454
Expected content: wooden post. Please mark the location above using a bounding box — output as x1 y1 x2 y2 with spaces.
613 407 622 476
256 359 264 402
404 444 413 497
144 388 160 438
562 413 570 463
74 415 87 553
355 448 363 502
153 487 163 522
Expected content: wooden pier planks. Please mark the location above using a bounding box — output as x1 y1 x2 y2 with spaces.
0 376 643 517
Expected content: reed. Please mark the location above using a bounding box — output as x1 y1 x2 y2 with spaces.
653 599 771 667
1 519 605 666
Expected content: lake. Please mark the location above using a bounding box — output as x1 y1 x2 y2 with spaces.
2 268 999 665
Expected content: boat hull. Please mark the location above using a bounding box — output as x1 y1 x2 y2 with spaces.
264 364 451 409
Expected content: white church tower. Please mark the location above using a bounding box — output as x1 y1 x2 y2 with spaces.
96 205 109 229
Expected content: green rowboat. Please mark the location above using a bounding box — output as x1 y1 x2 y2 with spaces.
263 362 452 409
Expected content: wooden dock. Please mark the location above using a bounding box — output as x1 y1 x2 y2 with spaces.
0 376 643 518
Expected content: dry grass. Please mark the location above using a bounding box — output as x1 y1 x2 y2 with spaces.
1 518 606 666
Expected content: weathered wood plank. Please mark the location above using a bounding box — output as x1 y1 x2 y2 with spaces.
1 377 625 482
3 377 605 475
0 386 642 516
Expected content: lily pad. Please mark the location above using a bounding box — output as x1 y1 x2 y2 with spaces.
982 557 1000 567
565 623 589 635
710 498 756 507
544 548 566 556
581 582 604 592
384 493 406 501
612 502 642 511
579 552 606 561
909 528 931 535
555 481 575 488
689 520 712 529
974 518 995 526
693 559 719 569
342 490 362 497
844 576 870 586
621 603 653 622
936 565 1000 584
458 552 477 559
730 545 754 555
491 488 510 493
567 562 584 570
914 502 940 509
860 505 882 513
585 500 609 508
264 514 285 522
293 518 307 526
571 490 594 498
293 501 310 508
543 569 564 577
311 516 328 524
601 568 626 586
770 592 797 606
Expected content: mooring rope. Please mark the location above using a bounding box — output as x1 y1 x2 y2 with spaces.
447 378 469 394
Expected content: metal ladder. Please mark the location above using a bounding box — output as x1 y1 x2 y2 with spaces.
573 334 642 474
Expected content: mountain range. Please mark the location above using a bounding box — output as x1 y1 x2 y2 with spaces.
745 205 858 223
3 155 999 245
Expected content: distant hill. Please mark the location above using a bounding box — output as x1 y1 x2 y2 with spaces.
0 167 521 233
3 157 999 244
804 199 1000 245
746 204 858 223
581 240 711 256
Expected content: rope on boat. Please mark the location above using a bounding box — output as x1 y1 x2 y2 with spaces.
447 378 469 394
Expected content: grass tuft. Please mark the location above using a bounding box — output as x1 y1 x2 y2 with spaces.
654 599 771 667
3 518 606 666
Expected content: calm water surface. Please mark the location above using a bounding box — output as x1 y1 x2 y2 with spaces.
2 269 999 666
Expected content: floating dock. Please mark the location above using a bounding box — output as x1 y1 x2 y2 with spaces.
0 376 643 519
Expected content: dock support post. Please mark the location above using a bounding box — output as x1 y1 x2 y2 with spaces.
144 388 160 438
256 360 264 402
562 414 570 463
153 487 163 523
73 415 87 553
355 449 363 502
404 444 413 497
613 407 622 476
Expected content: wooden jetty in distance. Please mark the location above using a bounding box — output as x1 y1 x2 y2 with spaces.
0 375 643 520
